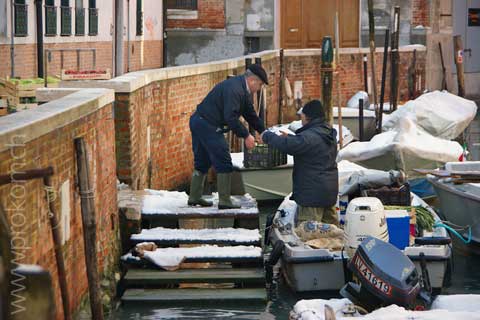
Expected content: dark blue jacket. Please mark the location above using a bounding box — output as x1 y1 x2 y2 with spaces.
262 118 338 207
196 75 265 138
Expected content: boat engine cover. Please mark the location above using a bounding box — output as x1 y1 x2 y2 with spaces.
343 236 420 310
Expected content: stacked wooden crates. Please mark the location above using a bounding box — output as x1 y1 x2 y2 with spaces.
1 77 59 114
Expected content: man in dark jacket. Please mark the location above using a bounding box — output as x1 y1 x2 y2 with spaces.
188 64 268 209
261 100 339 225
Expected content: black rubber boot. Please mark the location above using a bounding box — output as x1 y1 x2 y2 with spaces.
217 173 241 209
187 170 213 207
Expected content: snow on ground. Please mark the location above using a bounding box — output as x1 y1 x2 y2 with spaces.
291 295 480 320
131 227 261 242
141 191 258 215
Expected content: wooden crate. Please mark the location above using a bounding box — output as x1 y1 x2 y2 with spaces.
61 68 111 80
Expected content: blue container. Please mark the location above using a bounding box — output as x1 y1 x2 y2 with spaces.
386 211 410 250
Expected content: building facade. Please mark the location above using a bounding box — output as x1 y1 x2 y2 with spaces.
0 0 164 79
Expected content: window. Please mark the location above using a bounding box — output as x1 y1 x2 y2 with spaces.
136 0 143 35
14 0 28 37
75 0 85 35
166 0 198 10
61 0 72 36
88 0 98 36
45 0 57 36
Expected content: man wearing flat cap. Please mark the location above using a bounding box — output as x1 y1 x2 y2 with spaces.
188 64 268 209
261 100 339 226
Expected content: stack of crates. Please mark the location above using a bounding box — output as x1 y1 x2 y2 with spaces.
360 183 411 206
243 144 287 168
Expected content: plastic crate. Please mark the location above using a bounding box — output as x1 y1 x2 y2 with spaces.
360 183 411 206
243 144 287 168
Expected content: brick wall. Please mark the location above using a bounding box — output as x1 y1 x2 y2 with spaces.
111 48 425 190
412 0 430 27
0 40 163 79
167 0 225 29
0 97 119 319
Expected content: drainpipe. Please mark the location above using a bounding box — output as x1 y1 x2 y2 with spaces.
114 0 124 76
10 0 15 77
127 0 130 72
35 0 44 78
162 0 167 67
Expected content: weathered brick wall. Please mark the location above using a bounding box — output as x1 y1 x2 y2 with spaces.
0 98 119 319
0 40 163 79
412 0 430 27
278 49 426 123
167 0 225 29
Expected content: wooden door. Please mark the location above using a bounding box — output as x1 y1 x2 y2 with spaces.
281 0 302 48
280 0 359 48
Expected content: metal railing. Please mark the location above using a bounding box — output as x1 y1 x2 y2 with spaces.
43 48 97 87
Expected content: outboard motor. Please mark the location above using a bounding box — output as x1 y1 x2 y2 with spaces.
341 236 431 312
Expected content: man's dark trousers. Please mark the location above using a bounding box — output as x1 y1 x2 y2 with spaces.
190 111 233 174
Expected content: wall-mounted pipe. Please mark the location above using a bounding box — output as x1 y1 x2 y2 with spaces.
127 0 131 72
35 0 44 78
10 0 15 77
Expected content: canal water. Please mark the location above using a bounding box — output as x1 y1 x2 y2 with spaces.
114 201 480 320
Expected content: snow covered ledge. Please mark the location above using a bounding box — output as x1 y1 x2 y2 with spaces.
0 88 115 153
59 50 278 94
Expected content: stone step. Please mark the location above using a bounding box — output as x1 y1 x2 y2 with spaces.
123 268 265 287
121 245 263 267
130 227 261 246
121 288 267 305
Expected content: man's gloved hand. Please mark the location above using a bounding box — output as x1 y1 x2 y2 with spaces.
245 134 256 150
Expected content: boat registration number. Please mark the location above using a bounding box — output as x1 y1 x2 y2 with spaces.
353 255 392 296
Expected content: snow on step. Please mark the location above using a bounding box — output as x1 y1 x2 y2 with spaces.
122 245 262 269
130 227 261 244
141 191 258 216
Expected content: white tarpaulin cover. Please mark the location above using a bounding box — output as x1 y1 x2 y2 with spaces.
382 91 477 139
337 117 463 176
291 295 480 320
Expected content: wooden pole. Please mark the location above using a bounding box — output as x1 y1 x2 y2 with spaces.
390 6 400 111
43 175 71 320
438 42 447 91
367 0 378 112
378 29 389 133
0 204 13 320
334 12 343 148
74 138 104 320
321 37 334 126
363 55 368 93
408 49 417 100
255 57 265 125
359 98 365 141
278 49 284 124
453 35 465 97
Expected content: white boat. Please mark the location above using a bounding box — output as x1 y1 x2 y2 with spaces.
268 192 451 293
334 107 377 141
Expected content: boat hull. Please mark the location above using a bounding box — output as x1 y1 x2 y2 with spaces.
428 176 480 243
240 165 293 201
270 194 451 293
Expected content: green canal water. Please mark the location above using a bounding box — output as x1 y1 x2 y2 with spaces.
113 201 480 320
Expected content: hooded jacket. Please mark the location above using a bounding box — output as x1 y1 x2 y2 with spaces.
262 118 338 207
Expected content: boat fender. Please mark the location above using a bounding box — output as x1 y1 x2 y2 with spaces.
264 213 275 246
266 240 285 284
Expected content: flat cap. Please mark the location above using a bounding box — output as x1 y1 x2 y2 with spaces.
247 64 269 85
